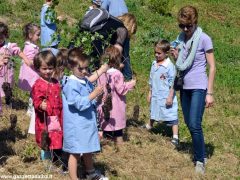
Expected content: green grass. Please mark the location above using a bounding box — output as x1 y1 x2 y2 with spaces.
0 0 240 179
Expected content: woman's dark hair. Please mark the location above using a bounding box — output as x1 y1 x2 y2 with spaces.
68 47 89 69
178 5 198 25
0 22 9 38
23 22 40 40
154 39 170 54
34 50 57 71
101 45 121 69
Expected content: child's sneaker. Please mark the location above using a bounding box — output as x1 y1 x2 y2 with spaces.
204 158 208 165
141 124 152 131
195 161 205 174
86 171 108 180
171 138 179 147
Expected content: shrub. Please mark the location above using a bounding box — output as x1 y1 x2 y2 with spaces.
0 0 12 15
145 0 174 16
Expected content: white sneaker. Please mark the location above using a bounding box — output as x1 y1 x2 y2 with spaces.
204 158 208 165
86 171 109 180
141 124 152 130
195 161 205 174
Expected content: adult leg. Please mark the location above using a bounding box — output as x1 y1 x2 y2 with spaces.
180 90 191 128
187 89 206 163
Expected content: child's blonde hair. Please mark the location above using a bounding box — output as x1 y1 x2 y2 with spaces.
118 13 137 38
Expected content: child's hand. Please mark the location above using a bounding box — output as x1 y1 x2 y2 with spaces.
165 96 173 106
119 63 124 69
100 63 109 73
130 79 136 87
0 53 10 65
57 16 64 21
40 99 47 111
98 131 103 140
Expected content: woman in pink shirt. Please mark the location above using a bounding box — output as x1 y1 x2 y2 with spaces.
97 46 136 145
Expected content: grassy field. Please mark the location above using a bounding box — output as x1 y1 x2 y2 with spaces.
0 0 240 179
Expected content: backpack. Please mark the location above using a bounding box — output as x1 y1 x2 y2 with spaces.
81 8 110 32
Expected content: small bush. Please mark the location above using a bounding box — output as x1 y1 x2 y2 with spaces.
145 0 174 16
20 144 39 162
0 0 12 15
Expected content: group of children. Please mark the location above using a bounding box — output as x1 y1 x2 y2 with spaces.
0 0 181 180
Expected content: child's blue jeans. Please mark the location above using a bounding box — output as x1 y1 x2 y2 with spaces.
180 89 206 163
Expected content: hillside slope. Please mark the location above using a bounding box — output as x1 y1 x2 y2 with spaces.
0 0 239 179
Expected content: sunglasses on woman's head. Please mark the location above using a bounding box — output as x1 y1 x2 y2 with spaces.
179 24 193 29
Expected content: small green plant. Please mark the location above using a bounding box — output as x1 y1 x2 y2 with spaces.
145 0 174 16
20 144 39 162
0 0 12 15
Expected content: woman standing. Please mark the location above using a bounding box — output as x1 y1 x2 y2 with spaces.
171 6 216 174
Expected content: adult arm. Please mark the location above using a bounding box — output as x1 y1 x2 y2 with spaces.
114 27 128 53
205 49 216 108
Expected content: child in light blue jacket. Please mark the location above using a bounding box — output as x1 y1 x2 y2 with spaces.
40 0 59 55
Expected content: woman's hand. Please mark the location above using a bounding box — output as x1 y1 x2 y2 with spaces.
205 94 214 108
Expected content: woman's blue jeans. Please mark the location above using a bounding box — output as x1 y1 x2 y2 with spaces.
180 89 206 163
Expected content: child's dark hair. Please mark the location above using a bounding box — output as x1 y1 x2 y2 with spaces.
154 39 171 54
23 22 40 40
0 22 9 38
68 47 89 69
101 45 121 69
34 50 57 71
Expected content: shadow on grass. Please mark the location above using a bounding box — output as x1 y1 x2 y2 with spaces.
176 141 215 159
0 115 27 165
11 98 28 110
77 158 116 179
150 122 173 137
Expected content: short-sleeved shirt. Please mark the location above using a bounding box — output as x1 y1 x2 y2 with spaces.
149 58 178 121
101 0 128 17
182 32 213 89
